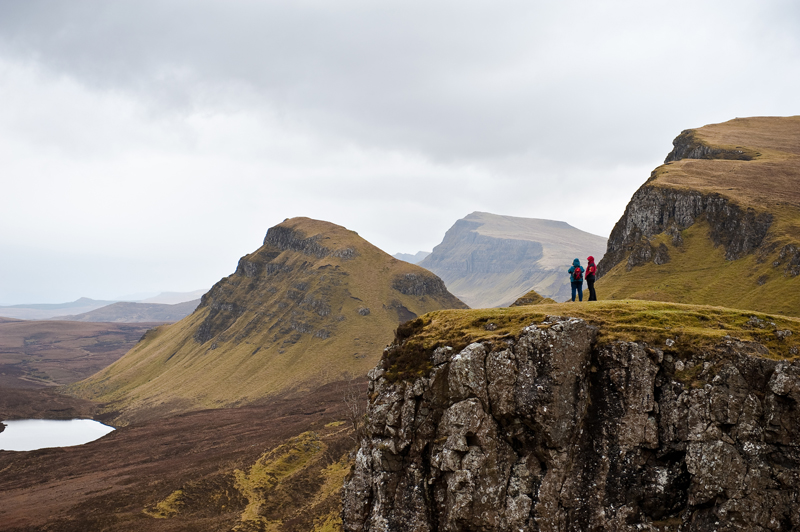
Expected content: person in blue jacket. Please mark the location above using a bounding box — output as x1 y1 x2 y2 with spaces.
568 258 584 302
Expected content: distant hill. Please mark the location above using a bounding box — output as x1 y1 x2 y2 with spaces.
419 212 607 307
597 116 800 317
55 300 200 323
0 297 116 320
393 251 431 264
139 289 208 305
71 217 467 423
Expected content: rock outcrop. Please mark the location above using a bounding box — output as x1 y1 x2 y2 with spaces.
343 316 800 531
664 129 755 163
509 288 556 307
598 184 773 276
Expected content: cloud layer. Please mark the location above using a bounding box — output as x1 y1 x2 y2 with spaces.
1 0 798 303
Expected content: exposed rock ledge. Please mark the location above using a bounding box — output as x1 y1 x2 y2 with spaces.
664 129 754 163
343 317 800 531
598 185 772 276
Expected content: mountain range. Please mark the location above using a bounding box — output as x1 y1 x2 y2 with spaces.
4 115 800 532
0 290 205 321
54 300 200 323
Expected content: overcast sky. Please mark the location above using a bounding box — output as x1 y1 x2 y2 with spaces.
1 0 798 304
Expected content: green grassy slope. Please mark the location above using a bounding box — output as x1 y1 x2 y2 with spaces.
597 116 800 316
70 217 466 423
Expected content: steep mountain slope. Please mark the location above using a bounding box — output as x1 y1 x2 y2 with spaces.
597 116 800 316
71 217 466 423
56 299 200 323
419 212 607 307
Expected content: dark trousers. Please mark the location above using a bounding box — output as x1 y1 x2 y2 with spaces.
586 276 597 301
571 281 583 302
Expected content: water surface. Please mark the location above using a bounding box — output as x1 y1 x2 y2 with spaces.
0 419 115 451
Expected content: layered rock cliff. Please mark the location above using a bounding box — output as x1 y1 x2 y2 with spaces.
597 183 773 275
343 314 800 531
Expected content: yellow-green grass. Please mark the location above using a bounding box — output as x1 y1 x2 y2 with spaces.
69 218 466 423
144 425 351 532
597 220 800 317
383 300 800 381
509 289 556 306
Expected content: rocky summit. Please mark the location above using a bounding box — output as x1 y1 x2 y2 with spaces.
71 217 466 423
344 304 800 532
598 116 800 317
420 212 607 308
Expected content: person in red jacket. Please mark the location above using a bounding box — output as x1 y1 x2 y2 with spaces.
585 255 598 301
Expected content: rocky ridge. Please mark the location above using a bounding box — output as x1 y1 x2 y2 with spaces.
343 316 800 531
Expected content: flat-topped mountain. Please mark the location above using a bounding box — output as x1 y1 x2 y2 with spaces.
393 251 430 264
419 212 607 307
597 116 800 316
71 217 466 423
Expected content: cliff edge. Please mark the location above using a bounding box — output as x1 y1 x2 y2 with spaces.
343 302 800 531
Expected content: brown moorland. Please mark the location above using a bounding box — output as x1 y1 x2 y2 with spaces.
0 319 157 420
0 379 360 532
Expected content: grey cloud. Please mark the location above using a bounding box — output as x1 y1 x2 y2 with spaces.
3 0 797 169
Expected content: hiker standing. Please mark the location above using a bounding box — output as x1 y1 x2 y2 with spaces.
585 255 598 301
568 258 584 302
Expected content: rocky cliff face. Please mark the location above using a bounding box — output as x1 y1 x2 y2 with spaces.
597 183 773 276
343 316 800 531
664 130 755 163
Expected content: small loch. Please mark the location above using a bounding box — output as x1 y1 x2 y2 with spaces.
0 419 115 451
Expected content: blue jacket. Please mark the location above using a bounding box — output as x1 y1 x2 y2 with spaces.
568 258 583 282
